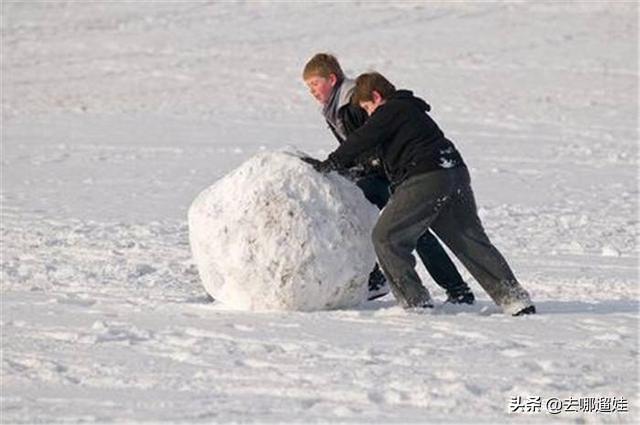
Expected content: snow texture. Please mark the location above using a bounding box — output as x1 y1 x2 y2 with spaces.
188 151 377 311
1 1 638 424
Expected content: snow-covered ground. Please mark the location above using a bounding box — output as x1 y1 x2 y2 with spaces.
1 1 638 423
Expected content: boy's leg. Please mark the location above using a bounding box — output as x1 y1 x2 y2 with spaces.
415 231 471 295
355 175 392 299
358 174 471 301
371 173 455 308
429 168 534 314
358 174 469 295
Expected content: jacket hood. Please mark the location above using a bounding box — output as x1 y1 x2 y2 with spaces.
337 78 356 109
391 89 431 112
322 78 356 142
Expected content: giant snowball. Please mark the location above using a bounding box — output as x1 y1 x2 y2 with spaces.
188 151 379 311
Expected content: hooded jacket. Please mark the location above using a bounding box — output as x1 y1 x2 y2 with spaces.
323 78 364 142
328 90 466 186
322 79 385 179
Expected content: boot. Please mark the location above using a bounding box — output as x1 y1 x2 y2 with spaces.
513 305 536 316
445 283 475 305
367 264 390 301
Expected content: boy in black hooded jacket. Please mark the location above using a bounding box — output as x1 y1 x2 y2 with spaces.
303 53 474 304
310 72 535 316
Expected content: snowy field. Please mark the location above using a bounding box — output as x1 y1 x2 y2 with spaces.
1 1 638 424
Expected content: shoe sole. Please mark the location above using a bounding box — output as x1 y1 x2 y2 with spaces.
513 305 537 316
445 299 475 305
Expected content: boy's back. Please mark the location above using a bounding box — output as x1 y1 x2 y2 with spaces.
333 90 466 185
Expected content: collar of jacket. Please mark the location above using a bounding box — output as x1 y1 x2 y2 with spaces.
322 78 356 141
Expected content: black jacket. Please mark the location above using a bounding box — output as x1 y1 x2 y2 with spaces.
329 90 466 186
330 104 386 179
327 102 368 143
325 83 385 179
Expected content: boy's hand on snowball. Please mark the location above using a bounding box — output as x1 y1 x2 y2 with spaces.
300 156 338 174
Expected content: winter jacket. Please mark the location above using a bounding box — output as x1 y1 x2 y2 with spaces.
323 79 385 179
329 90 466 187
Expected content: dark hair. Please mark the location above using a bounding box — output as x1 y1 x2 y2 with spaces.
302 53 345 83
351 72 396 105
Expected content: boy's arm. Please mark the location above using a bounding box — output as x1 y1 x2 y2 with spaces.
326 122 345 144
326 104 368 145
342 104 369 136
328 105 395 168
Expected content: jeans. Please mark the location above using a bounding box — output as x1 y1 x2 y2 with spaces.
355 174 467 294
370 168 532 312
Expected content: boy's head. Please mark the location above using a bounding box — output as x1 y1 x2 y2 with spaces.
352 72 396 116
303 53 345 105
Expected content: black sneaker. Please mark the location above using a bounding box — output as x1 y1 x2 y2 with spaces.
445 286 475 305
419 300 434 309
367 265 390 301
513 305 536 316
405 298 435 311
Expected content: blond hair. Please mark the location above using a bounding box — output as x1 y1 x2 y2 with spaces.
302 53 345 82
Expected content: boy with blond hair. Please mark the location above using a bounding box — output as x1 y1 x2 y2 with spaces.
308 71 536 316
302 53 475 304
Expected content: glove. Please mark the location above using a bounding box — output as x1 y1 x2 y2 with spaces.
300 156 339 174
300 156 322 168
316 158 340 173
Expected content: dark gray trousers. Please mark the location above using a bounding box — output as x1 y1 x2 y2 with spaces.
372 167 532 313
356 174 467 292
